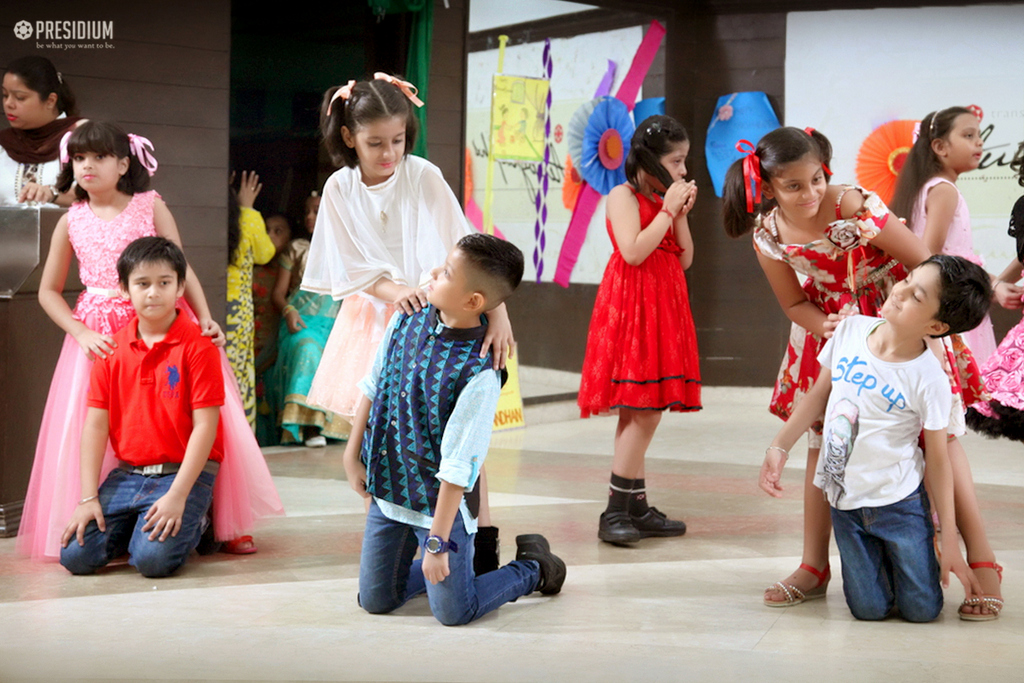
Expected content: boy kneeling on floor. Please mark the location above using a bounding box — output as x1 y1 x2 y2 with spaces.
760 255 987 621
61 237 223 578
344 233 566 626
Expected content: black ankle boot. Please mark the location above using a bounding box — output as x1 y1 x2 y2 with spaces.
515 534 566 595
474 526 500 576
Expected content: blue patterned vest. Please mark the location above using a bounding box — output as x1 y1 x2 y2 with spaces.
362 306 494 518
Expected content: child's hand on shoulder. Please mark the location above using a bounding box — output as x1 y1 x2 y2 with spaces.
822 303 856 339
994 280 1024 310
61 499 105 548
142 491 188 542
393 286 428 315
199 317 226 347
74 328 116 360
422 549 450 585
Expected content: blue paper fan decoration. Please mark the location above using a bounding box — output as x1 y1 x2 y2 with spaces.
579 96 635 195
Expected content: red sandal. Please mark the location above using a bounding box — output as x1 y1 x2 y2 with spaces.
220 535 258 555
960 561 1003 622
764 562 830 607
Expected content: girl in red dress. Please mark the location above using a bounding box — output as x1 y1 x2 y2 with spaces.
578 115 700 545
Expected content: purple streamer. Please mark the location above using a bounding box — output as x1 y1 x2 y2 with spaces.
533 39 554 282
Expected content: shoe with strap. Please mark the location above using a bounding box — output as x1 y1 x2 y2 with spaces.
960 561 1004 622
764 562 830 607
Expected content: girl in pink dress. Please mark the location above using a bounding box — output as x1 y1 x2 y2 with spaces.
891 106 997 364
17 121 283 561
890 108 1005 620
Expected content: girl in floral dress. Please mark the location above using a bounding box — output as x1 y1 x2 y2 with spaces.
723 127 930 607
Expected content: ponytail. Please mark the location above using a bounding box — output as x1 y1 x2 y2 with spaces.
4 56 78 116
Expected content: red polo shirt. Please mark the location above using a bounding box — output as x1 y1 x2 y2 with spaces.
87 310 225 466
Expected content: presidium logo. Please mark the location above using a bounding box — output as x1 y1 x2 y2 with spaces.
13 20 114 46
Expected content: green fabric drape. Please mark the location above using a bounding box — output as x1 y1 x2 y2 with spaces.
367 0 432 158
405 1 432 158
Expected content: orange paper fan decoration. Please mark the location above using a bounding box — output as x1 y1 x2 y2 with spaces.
855 120 917 205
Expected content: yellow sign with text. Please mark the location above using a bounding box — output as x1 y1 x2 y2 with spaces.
493 352 525 431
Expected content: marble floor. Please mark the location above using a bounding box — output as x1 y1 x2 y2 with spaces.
1 381 1022 683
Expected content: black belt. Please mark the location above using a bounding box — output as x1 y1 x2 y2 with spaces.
118 460 220 476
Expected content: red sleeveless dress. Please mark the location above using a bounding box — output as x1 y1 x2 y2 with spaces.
578 188 702 416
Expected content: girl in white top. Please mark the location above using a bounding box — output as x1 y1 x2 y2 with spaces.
0 56 81 206
302 74 512 573
303 74 514 417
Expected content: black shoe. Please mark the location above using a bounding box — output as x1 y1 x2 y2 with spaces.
474 526 500 576
515 534 566 595
630 507 686 538
599 510 641 545
195 515 221 555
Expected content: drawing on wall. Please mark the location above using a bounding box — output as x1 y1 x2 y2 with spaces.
491 75 550 162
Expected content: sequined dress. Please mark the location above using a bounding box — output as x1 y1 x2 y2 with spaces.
17 191 283 560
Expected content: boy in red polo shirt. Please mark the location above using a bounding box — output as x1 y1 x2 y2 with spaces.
61 237 224 578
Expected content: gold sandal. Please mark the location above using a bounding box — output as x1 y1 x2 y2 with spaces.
960 562 1003 622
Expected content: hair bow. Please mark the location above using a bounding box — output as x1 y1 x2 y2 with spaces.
128 134 158 176
803 127 833 176
326 80 357 117
736 139 761 213
372 72 424 108
59 130 73 165
912 121 922 144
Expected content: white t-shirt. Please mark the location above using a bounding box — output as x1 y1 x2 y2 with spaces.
814 315 951 510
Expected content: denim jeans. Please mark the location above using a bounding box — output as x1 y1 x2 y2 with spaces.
60 467 216 578
830 484 942 622
358 499 540 626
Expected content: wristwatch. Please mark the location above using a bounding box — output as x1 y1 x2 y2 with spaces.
424 535 458 554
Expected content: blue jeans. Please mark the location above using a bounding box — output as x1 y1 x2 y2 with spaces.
358 499 540 626
830 484 942 622
60 468 216 578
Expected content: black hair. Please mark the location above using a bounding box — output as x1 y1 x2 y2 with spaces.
54 121 152 200
625 115 689 192
722 126 833 238
117 236 187 288
890 107 974 224
919 254 992 337
456 233 524 308
4 55 78 116
319 77 419 168
227 187 241 265
1010 141 1024 189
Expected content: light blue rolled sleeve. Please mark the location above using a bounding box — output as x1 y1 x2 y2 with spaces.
436 368 501 491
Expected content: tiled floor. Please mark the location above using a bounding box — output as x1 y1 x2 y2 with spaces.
1 385 1021 682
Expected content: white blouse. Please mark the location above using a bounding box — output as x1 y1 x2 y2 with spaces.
301 155 472 302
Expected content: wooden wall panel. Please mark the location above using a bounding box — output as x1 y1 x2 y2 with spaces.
0 0 230 531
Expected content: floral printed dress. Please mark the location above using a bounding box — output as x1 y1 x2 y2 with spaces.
754 186 985 442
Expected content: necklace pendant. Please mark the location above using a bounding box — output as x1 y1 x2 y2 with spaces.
380 210 388 227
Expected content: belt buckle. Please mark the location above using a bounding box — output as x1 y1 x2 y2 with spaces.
142 464 163 475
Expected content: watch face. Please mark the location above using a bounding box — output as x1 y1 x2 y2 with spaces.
425 536 442 553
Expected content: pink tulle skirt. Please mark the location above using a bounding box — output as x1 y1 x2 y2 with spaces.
307 294 397 418
17 296 284 561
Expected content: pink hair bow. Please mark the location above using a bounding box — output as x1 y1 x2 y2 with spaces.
59 130 73 165
326 80 357 117
372 72 424 108
912 121 921 144
736 139 762 213
128 134 158 176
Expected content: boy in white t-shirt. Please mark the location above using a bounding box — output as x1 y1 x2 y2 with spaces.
760 255 989 622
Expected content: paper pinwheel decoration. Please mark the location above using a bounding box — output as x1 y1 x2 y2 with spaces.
855 119 917 205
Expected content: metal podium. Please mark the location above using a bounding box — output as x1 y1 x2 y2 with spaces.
0 206 78 536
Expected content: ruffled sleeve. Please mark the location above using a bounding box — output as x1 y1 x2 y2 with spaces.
752 212 786 261
823 187 889 251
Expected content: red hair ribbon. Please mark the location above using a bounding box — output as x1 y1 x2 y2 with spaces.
736 139 761 213
804 126 833 177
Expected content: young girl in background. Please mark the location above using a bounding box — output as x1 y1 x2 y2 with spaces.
578 115 700 546
268 191 347 447
961 141 1024 620
226 171 277 429
301 74 509 572
253 213 291 446
722 127 930 605
890 108 1005 620
17 121 282 561
891 106 997 363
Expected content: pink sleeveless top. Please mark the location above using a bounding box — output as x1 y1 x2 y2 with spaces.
910 177 979 265
67 190 160 334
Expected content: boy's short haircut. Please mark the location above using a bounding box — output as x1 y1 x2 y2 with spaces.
923 254 993 337
117 236 188 288
456 233 524 308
